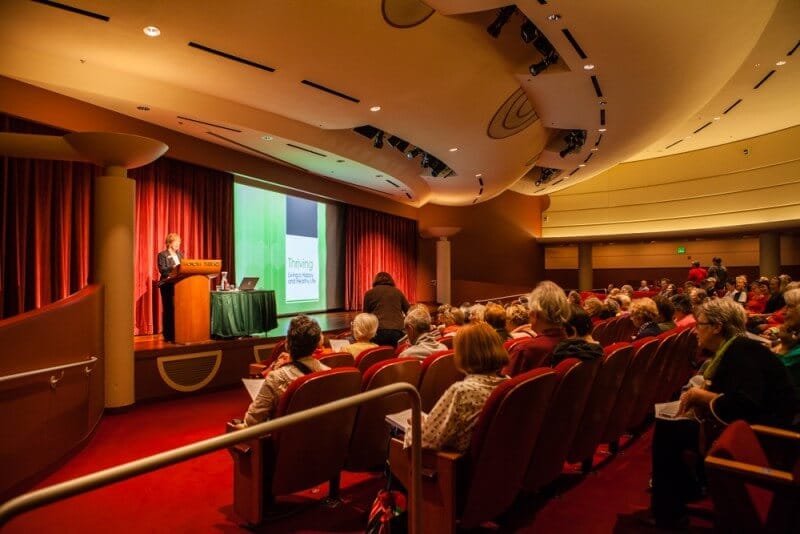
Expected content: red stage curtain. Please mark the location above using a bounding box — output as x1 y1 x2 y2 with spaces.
345 206 417 310
130 158 234 335
0 115 96 319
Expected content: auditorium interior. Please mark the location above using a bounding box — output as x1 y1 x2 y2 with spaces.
1 0 799 532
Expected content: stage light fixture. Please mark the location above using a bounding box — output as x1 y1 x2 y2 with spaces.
406 147 422 160
387 135 409 152
430 160 447 177
486 6 516 38
558 129 587 158
529 51 558 76
520 20 539 43
373 130 384 149
420 152 432 168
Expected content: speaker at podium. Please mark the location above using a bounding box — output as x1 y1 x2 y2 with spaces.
159 259 221 343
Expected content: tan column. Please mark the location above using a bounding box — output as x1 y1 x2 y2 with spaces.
578 242 593 291
436 237 452 305
759 232 781 278
93 166 136 408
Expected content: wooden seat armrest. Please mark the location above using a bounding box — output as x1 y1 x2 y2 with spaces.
752 425 800 442
705 456 797 489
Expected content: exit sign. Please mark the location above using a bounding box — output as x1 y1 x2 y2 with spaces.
676 246 686 254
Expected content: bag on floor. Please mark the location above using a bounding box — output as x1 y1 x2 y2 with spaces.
365 488 407 534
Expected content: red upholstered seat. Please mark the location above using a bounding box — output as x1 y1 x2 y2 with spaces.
438 336 454 349
394 341 410 355
523 357 599 492
355 345 395 373
627 330 678 430
316 351 356 368
592 317 614 346
503 337 528 351
228 368 361 526
418 350 464 413
658 327 697 401
705 421 800 532
389 367 559 532
566 342 633 471
601 336 661 449
345 358 422 471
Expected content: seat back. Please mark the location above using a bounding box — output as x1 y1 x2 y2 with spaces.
592 318 613 346
705 421 778 532
266 338 286 365
459 368 559 529
345 358 422 471
269 368 361 496
523 358 599 492
602 336 660 443
438 336 454 349
355 345 395 373
652 330 684 404
418 350 464 412
566 343 633 466
317 351 356 368
627 330 677 429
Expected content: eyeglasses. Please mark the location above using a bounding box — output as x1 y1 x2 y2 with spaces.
695 321 718 327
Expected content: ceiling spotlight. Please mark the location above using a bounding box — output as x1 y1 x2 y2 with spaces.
530 51 558 76
486 6 516 38
449 147 458 152
406 147 423 160
262 135 273 141
598 127 607 132
591 147 598 152
420 152 432 168
143 26 161 37
369 105 381 112
547 14 561 22
559 129 587 158
520 20 539 43
475 173 483 178
583 64 595 70
713 116 721 121
578 164 586 167
373 130 384 149
776 60 787 66
430 160 448 177
387 135 409 152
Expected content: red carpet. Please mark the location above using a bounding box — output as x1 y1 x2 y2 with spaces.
4 387 714 533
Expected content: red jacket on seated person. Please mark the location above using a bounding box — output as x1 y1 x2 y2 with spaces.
687 263 707 285
503 327 566 376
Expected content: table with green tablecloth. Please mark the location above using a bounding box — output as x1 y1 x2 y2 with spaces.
210 290 278 337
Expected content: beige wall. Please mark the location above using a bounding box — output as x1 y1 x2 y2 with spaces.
543 126 800 239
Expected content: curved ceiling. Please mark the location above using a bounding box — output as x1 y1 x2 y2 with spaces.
0 0 797 206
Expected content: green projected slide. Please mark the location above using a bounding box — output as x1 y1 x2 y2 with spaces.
234 183 327 315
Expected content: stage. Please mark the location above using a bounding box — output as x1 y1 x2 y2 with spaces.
133 310 358 402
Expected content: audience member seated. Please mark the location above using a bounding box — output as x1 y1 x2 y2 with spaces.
772 288 800 396
506 303 536 339
620 284 634 298
745 278 769 314
567 290 582 306
657 278 671 297
702 277 717 296
647 298 797 529
630 298 661 340
611 293 631 315
638 280 650 291
654 296 676 332
583 296 605 324
670 294 696 328
236 315 330 427
344 312 379 357
484 303 511 341
763 276 786 314
439 306 462 336
504 281 569 375
468 303 486 323
731 275 749 305
601 298 621 319
689 287 709 309
403 321 509 452
398 307 447 359
551 306 604 366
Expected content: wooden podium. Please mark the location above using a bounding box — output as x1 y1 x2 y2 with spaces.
162 259 221 344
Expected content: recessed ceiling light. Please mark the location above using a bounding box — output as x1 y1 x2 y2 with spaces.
713 116 721 121
375 174 383 178
369 106 381 112
776 60 787 66
143 26 161 37
547 14 561 21
578 164 586 167
336 159 345 163
685 135 693 140
449 147 458 152
591 147 598 152
754 63 760 68
583 64 595 70
136 105 150 111
598 128 607 132
475 173 482 178
262 135 273 141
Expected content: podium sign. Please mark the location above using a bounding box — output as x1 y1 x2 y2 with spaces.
163 259 221 344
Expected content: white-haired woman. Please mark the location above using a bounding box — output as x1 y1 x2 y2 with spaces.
344 313 379 357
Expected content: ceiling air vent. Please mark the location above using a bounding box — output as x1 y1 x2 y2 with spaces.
590 76 603 98
177 115 241 133
665 139 683 149
188 42 276 72
32 0 109 21
594 134 603 147
301 80 360 103
753 70 775 90
385 179 400 188
788 40 799 56
561 29 588 59
286 143 327 157
723 98 743 114
600 108 606 126
693 122 712 134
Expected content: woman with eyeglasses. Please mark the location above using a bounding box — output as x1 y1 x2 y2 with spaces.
646 298 796 529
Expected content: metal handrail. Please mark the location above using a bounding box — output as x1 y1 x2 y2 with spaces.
0 356 98 383
474 292 528 304
0 382 424 534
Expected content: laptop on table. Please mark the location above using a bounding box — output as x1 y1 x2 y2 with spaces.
238 277 259 291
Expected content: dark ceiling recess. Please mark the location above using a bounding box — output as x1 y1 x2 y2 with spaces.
188 42 276 72
352 125 455 178
31 0 109 21
583 152 593 164
594 134 603 147
569 167 581 176
177 115 242 132
600 108 606 126
753 70 775 89
405 192 413 200
561 29 588 59
300 80 359 103
385 179 400 188
693 121 712 134
353 125 380 139
788 40 799 55
286 143 327 157
665 139 683 149
590 76 603 98
723 98 743 114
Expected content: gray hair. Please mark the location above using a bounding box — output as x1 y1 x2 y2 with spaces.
698 298 746 339
404 306 432 333
784 288 800 309
351 313 378 342
529 281 571 325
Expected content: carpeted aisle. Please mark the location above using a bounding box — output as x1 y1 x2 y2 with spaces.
4 387 713 533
